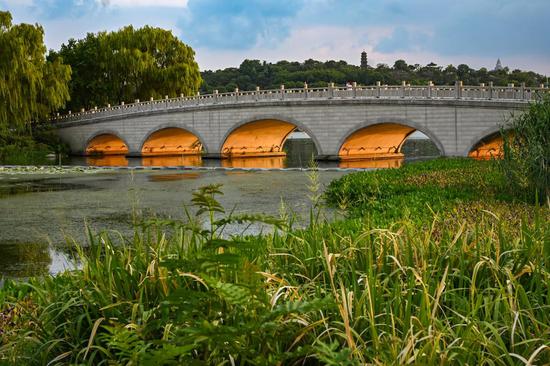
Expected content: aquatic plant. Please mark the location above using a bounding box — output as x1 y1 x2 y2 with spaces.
1 160 548 365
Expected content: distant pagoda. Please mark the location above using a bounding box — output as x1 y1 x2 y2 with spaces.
494 58 503 71
360 51 368 68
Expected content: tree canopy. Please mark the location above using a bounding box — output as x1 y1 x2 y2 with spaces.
53 26 202 112
200 58 548 94
0 11 71 139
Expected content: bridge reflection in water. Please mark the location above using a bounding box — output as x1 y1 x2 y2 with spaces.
83 137 441 169
84 154 406 169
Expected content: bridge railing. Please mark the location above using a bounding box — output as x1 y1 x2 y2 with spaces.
54 82 549 123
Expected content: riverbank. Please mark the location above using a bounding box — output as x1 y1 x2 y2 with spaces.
1 158 548 365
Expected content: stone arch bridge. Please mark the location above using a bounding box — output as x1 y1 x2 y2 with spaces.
54 82 546 161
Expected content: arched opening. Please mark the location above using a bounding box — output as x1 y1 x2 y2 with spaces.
468 132 503 160
221 119 296 158
86 134 128 156
338 123 441 168
339 123 415 160
141 128 202 156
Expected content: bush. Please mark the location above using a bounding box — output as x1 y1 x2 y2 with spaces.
501 97 550 203
0 128 69 165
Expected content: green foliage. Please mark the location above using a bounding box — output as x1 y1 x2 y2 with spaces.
500 97 550 203
1 163 549 365
201 58 548 93
0 135 52 165
53 25 202 111
325 158 513 224
0 11 71 137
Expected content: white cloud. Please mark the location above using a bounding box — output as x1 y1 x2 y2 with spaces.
103 0 187 7
194 25 550 75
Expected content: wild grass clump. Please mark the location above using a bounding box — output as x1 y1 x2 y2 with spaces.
1 179 549 365
501 96 550 203
325 158 511 225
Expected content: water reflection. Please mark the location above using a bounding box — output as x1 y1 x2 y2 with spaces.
0 242 74 279
78 139 436 169
221 156 285 169
141 155 202 167
339 157 404 169
148 172 201 182
86 155 128 167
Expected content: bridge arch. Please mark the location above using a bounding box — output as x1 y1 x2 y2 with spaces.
139 124 207 156
85 130 129 155
220 115 323 157
337 118 445 159
466 126 504 159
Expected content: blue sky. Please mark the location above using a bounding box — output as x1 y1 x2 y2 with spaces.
1 0 549 74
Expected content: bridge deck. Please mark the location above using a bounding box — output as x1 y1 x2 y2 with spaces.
54 83 545 125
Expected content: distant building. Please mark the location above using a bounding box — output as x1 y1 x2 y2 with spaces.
494 58 503 71
360 51 368 68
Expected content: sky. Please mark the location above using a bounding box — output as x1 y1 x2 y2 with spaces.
1 0 549 74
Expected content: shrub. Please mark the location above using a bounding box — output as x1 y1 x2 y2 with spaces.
501 97 550 203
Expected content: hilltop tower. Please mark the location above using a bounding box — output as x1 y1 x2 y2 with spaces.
361 51 368 68
494 58 503 71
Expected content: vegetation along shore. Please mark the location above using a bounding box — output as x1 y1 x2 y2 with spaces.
1 155 548 365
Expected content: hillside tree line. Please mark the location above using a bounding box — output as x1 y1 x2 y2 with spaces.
201 58 548 94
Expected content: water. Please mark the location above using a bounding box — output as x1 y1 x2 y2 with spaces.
57 138 439 169
0 138 439 279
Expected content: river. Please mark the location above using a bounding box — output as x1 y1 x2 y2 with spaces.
0 138 439 278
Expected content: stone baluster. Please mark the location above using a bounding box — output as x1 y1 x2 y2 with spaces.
352 81 357 98
214 89 219 103
401 81 406 98
488 82 493 100
520 82 526 100
328 82 334 98
235 87 239 102
304 82 308 99
455 81 463 99
376 81 381 98
280 84 285 100
427 81 433 98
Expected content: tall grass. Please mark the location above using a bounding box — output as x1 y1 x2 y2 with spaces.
501 96 550 203
1 160 549 365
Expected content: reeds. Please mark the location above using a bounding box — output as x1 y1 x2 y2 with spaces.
1 160 549 365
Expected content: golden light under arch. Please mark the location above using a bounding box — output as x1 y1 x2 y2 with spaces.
141 127 202 156
339 123 416 160
468 134 504 159
221 119 296 158
86 134 128 155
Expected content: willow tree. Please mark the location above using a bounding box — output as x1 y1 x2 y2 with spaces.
54 26 202 111
0 11 71 139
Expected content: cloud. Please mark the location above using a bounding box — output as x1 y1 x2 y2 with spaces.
23 0 104 19
370 0 550 60
179 0 304 49
102 0 187 7
1 0 549 74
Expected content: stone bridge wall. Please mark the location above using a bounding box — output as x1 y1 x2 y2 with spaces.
56 97 528 159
